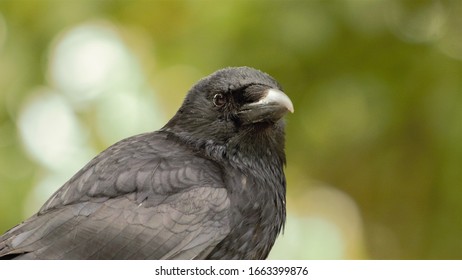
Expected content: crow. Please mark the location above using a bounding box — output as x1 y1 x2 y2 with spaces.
0 66 293 259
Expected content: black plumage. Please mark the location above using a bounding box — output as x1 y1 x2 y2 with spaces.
0 66 293 260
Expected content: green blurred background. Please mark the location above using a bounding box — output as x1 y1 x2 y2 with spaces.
0 0 461 259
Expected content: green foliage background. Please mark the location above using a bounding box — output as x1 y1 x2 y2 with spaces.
0 0 461 259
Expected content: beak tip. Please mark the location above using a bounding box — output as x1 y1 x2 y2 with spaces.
265 88 294 114
287 102 295 114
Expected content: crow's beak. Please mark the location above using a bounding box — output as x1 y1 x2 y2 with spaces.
238 88 294 124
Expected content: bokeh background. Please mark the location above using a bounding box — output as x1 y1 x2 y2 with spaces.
0 0 461 259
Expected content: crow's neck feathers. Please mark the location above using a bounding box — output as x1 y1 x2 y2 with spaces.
163 118 287 172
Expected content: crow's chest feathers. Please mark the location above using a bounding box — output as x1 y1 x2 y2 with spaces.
230 168 285 228
208 162 285 259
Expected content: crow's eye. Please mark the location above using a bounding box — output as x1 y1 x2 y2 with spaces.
213 93 226 107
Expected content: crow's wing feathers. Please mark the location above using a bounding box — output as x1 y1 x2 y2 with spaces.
0 190 229 259
40 132 224 212
0 132 231 259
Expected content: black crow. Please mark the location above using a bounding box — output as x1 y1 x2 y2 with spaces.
0 66 293 259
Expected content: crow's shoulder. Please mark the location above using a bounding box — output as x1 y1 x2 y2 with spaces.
40 131 225 213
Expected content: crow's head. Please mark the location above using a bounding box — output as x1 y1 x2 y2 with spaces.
164 67 293 150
